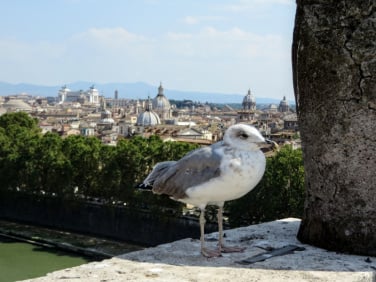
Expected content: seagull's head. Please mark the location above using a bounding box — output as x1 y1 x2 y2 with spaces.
223 124 270 151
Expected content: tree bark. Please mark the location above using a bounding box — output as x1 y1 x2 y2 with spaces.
293 0 376 255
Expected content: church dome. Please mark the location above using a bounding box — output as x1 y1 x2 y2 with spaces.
4 98 32 112
101 109 112 119
137 96 161 126
280 96 288 105
137 109 161 126
242 89 256 110
268 104 278 110
278 96 289 112
99 99 114 124
152 83 171 111
100 117 115 124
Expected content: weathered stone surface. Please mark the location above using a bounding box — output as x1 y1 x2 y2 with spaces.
24 219 376 282
293 0 376 255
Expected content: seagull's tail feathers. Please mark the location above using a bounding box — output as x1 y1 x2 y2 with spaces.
135 161 177 191
135 182 153 190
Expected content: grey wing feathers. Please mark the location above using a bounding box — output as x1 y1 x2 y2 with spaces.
143 161 177 186
152 144 223 200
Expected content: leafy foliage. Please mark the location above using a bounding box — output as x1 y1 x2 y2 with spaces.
0 112 305 224
0 113 198 210
0 112 41 190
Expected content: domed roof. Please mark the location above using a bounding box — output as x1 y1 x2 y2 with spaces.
101 109 112 118
4 98 32 111
137 109 161 126
280 96 289 106
152 83 171 110
100 110 115 124
100 117 115 124
242 89 256 110
243 89 256 104
268 104 278 109
98 99 115 124
278 96 290 112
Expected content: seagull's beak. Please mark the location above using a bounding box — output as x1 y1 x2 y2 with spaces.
265 138 279 152
260 138 279 151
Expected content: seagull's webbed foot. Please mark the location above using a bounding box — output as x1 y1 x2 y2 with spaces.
220 244 246 253
201 245 245 257
201 247 222 258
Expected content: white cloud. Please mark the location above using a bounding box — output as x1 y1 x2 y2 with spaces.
0 25 292 96
182 16 199 25
181 15 226 25
0 39 64 62
165 27 287 60
70 27 148 49
166 32 193 40
66 26 287 66
65 27 154 65
0 38 68 85
221 0 293 12
155 25 292 95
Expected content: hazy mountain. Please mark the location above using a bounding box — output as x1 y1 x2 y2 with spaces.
0 81 292 105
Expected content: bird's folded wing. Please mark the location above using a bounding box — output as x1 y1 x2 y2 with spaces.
143 161 177 186
153 145 223 199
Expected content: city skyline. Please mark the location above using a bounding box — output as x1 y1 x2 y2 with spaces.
0 0 296 101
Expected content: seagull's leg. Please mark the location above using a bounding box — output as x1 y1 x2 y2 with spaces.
200 208 221 258
199 209 206 252
217 205 246 253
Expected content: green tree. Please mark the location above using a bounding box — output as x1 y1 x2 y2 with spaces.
115 135 199 212
114 137 150 202
97 145 121 201
0 112 41 191
61 135 102 198
160 140 199 162
29 132 71 195
133 137 199 213
0 112 40 134
0 127 16 190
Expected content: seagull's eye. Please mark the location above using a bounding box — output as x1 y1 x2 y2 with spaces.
238 132 248 139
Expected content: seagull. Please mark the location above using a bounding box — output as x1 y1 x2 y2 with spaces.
139 123 275 257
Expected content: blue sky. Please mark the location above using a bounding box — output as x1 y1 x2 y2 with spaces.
0 0 296 100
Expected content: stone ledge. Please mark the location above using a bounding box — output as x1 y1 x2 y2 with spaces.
23 218 376 282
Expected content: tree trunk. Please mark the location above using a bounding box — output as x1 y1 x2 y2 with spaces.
293 0 376 256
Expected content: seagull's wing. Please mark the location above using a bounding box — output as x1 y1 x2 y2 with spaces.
142 161 177 187
152 142 223 200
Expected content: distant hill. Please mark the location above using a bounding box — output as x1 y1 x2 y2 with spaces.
0 81 293 105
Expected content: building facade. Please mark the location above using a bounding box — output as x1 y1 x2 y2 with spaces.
58 85 100 105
